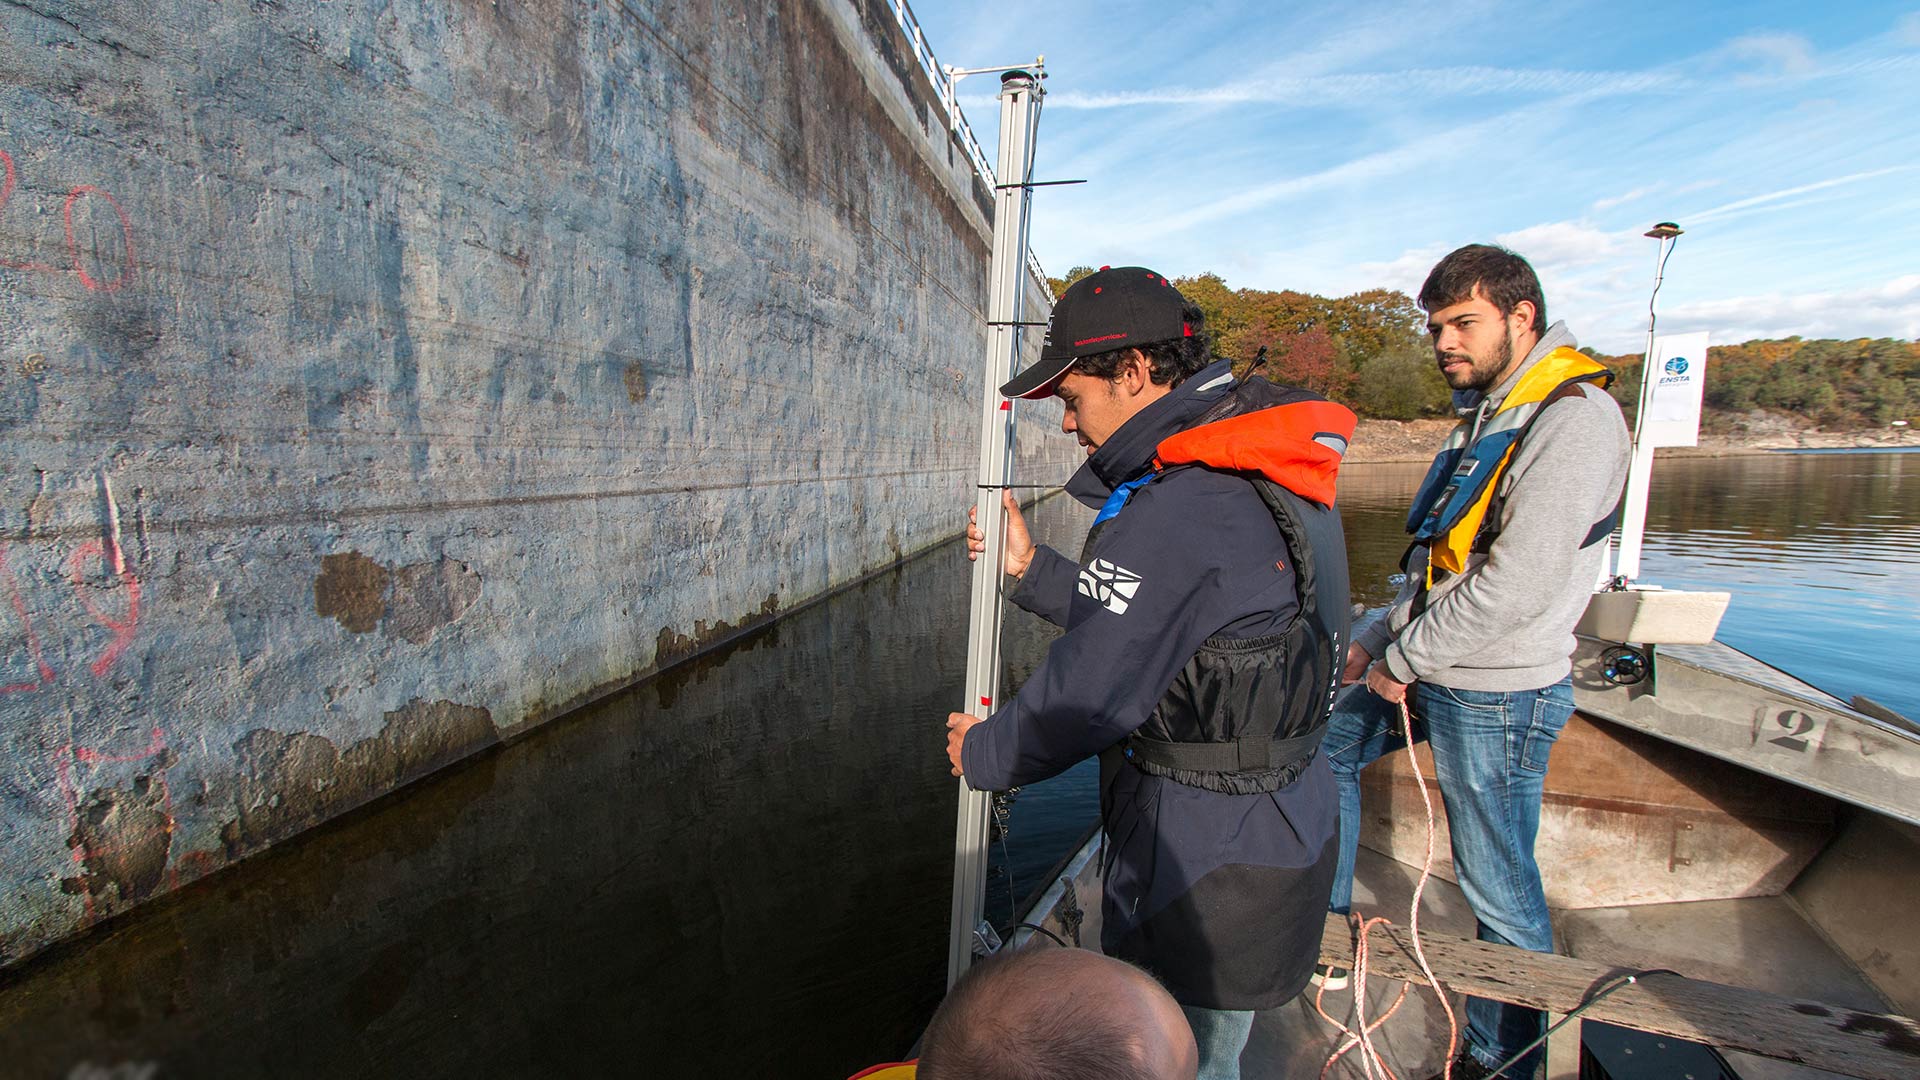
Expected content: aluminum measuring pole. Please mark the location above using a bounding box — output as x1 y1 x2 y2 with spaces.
948 65 1044 990
1613 223 1682 582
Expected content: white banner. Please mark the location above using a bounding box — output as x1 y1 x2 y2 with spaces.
1642 330 1710 448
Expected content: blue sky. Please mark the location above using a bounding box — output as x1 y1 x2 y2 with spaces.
909 1 1920 352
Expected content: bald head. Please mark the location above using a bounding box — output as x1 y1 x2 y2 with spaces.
918 947 1198 1080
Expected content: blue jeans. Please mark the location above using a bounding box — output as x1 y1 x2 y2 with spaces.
1180 1005 1255 1080
1324 676 1573 1079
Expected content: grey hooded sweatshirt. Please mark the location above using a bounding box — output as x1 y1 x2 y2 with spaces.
1354 321 1630 692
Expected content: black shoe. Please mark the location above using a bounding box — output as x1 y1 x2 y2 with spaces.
1422 1051 1498 1080
1310 963 1350 990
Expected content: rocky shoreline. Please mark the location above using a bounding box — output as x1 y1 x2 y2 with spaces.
1345 415 1916 465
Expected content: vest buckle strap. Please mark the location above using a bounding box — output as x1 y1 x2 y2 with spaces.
1124 726 1325 779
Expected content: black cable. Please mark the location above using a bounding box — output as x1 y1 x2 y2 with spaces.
1481 968 1682 1079
1647 237 1679 342
1627 235 1680 429
990 793 1018 928
1000 921 1070 948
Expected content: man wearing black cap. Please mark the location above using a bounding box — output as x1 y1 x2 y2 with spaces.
948 267 1357 1079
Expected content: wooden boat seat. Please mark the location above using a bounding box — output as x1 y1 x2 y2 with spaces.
1315 912 1919 1080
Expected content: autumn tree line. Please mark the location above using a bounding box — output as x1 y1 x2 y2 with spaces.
1591 336 1919 431
1049 267 1920 430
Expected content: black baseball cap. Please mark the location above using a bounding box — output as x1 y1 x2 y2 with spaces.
999 266 1194 399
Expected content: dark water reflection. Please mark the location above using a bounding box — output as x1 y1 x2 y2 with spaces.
0 496 1092 1079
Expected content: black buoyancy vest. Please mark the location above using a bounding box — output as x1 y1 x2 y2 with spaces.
1096 378 1352 796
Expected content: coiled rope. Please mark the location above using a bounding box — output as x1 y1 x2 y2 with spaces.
1314 698 1460 1080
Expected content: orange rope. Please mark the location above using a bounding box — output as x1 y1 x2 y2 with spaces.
1402 699 1462 1078
1314 913 1408 1079
1317 698 1461 1079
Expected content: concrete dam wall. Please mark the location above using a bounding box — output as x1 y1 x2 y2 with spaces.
0 0 1076 967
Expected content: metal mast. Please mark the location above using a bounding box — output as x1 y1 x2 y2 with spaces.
1614 222 1683 582
948 64 1044 989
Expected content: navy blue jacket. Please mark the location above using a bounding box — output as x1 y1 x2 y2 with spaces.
961 360 1342 1010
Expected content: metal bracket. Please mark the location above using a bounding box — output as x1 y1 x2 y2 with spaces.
972 920 1004 958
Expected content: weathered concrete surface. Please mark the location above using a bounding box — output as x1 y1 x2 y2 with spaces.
0 0 1076 966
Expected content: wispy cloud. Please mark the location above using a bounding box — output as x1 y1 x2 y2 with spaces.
1352 243 1453 300
1899 12 1920 47
1124 71 1676 241
1495 221 1636 266
1593 180 1723 215
1685 167 1912 224
1128 118 1484 239
1592 186 1658 212
1031 66 1684 110
1708 31 1920 84
1723 32 1818 80
1661 274 1920 342
1266 0 1492 77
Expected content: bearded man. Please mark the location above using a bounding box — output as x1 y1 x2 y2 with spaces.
1317 244 1629 1080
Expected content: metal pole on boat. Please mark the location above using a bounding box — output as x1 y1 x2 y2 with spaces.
948 64 1045 990
1613 222 1683 582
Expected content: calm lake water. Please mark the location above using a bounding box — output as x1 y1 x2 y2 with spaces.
0 452 1911 1077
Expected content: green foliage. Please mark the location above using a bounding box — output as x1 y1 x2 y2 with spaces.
1175 273 1242 354
1046 265 1097 296
1167 272 1448 417
1351 339 1450 420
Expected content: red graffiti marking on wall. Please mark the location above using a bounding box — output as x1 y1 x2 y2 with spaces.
63 186 136 293
67 540 141 676
0 147 137 292
0 541 143 692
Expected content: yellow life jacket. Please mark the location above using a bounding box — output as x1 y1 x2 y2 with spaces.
1407 347 1613 581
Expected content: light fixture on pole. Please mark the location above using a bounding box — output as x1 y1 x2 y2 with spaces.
1613 223 1684 583
941 58 1046 143
1641 222 1684 364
